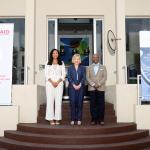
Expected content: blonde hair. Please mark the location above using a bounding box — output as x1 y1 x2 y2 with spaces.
72 54 81 64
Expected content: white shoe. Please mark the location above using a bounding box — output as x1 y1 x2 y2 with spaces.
50 121 55 125
70 121 75 125
55 120 60 125
77 121 82 125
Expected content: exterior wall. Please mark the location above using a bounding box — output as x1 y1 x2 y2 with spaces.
106 85 150 130
35 0 117 86
0 106 18 136
0 85 45 136
25 0 36 84
37 85 46 111
115 85 137 122
12 85 45 123
136 105 150 130
106 85 117 110
125 0 150 16
0 0 25 16
106 85 137 122
12 85 38 123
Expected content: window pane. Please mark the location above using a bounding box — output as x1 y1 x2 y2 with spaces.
96 20 103 63
0 18 25 84
126 18 150 84
48 20 55 58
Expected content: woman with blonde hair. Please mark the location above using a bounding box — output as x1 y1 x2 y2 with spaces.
68 54 86 125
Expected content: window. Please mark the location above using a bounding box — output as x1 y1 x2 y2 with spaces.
126 18 150 84
0 18 25 84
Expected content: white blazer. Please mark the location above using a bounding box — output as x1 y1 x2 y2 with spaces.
45 62 66 83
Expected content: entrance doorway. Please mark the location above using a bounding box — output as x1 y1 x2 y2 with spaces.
48 18 103 65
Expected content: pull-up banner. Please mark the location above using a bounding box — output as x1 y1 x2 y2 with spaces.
0 23 14 105
139 31 150 102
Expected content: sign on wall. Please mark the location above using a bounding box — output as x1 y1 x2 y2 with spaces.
139 31 150 102
0 23 14 105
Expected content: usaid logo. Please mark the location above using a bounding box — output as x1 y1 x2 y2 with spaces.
0 29 10 35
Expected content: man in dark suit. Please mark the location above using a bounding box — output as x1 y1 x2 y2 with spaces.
86 54 107 125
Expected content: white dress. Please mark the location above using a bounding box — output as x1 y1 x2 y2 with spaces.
45 62 66 121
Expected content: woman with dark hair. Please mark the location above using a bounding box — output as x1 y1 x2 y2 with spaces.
45 49 66 125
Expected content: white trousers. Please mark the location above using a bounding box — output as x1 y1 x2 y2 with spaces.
45 82 63 121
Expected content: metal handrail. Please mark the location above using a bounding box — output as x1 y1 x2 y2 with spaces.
137 75 142 105
122 65 127 84
25 66 29 84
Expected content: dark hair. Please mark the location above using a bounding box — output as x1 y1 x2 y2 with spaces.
47 49 62 65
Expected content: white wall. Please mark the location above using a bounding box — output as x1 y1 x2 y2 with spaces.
136 105 150 130
0 106 18 136
37 85 46 111
125 0 150 16
106 85 117 110
0 85 45 136
12 85 45 123
0 0 25 16
115 84 137 122
106 84 150 131
106 84 137 122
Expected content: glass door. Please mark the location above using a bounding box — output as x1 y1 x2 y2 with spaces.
48 18 103 64
47 19 58 61
93 19 103 64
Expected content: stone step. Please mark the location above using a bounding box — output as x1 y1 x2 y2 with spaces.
17 123 136 135
143 148 150 150
1 136 150 150
4 130 149 145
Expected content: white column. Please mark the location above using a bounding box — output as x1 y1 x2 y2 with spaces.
115 0 127 84
25 0 36 84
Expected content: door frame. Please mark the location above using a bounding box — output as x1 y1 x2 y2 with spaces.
47 17 104 64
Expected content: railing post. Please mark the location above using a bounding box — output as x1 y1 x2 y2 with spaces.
25 66 29 84
122 65 127 84
137 75 141 105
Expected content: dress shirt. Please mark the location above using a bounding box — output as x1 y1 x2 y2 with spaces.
93 63 100 75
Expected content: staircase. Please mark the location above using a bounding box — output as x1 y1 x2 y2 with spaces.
0 102 150 150
37 102 117 124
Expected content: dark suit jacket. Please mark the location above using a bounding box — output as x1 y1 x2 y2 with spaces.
68 65 86 88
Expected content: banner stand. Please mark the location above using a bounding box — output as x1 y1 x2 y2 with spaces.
139 31 150 102
0 23 14 105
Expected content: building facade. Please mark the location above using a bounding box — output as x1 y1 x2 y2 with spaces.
0 0 150 136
